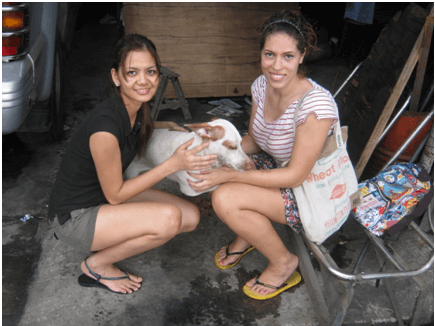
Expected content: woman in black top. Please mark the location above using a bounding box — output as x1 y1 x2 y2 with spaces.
48 34 216 294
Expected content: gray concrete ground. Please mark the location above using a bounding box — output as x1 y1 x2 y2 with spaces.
3 13 434 326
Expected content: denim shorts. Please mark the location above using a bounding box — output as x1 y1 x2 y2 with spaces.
50 204 103 253
250 153 303 233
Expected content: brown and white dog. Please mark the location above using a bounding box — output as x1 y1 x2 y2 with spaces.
124 119 253 196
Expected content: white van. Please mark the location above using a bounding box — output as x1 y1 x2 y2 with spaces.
2 2 78 146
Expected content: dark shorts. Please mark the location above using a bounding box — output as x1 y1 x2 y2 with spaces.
251 153 302 233
50 204 104 253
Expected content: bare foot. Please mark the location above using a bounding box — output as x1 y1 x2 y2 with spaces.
245 254 299 296
81 259 142 294
216 238 252 267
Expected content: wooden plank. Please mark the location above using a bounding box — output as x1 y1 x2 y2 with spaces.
122 2 299 98
354 7 434 178
334 4 428 172
409 15 434 111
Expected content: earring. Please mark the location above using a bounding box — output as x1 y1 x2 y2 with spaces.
115 83 119 87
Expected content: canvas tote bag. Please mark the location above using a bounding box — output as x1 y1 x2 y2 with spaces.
283 89 359 244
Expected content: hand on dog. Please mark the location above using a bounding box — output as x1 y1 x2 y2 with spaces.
155 121 189 132
187 166 236 192
170 138 217 172
167 122 189 132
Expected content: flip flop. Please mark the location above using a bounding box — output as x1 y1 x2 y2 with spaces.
242 271 301 300
214 241 255 270
77 258 134 295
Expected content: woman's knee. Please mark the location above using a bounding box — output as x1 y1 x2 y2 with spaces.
181 203 200 233
158 204 183 238
212 184 241 220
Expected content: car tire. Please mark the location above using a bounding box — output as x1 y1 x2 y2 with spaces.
17 35 65 146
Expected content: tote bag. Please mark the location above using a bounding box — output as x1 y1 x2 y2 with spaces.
284 89 359 244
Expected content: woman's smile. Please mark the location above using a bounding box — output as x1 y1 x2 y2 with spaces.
269 72 286 81
135 88 151 95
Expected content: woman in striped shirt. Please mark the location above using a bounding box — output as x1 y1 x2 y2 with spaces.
189 10 338 300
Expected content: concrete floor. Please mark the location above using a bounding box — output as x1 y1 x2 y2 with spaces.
3 12 434 326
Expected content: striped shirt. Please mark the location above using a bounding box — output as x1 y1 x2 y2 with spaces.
251 75 338 166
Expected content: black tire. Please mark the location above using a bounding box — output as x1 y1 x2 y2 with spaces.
17 36 65 147
50 36 66 142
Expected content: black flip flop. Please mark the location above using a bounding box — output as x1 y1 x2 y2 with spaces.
77 258 133 295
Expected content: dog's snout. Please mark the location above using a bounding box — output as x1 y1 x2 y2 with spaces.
243 160 254 171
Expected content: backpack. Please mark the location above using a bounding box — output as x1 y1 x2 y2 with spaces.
352 163 432 237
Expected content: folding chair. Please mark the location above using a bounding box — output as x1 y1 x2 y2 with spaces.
287 63 434 325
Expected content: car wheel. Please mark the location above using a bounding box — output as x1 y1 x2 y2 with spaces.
49 36 65 142
17 36 65 146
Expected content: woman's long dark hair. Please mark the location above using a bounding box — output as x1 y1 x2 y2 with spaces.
111 34 161 158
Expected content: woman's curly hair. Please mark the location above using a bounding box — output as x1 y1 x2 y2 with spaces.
260 10 318 75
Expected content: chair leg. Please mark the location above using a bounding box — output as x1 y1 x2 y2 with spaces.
287 226 356 326
286 227 330 321
319 262 355 326
151 76 169 121
381 245 431 326
171 77 192 120
374 248 406 326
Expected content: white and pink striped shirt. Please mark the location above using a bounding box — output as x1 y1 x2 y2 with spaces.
251 75 338 166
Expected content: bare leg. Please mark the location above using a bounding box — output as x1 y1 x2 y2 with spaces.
212 183 299 296
126 188 200 234
82 189 200 294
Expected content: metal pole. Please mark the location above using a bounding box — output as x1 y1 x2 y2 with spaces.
381 109 434 170
409 221 434 250
333 62 363 99
377 95 412 146
410 132 430 163
351 239 370 275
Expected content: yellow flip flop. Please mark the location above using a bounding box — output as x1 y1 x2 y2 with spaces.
242 271 302 300
214 241 255 270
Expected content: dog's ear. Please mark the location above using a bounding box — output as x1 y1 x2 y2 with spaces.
185 123 225 141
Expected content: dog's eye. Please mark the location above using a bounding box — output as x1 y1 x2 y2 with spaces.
222 140 237 150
